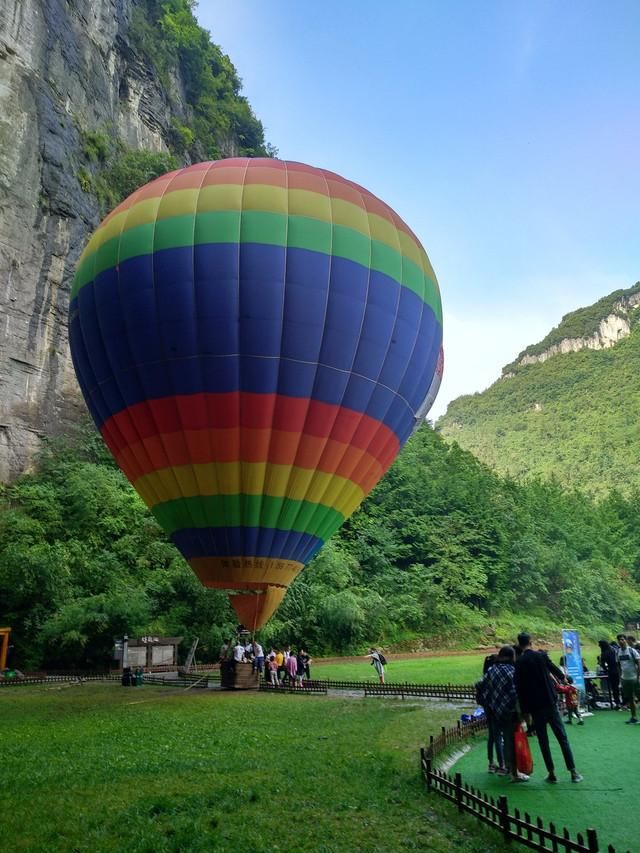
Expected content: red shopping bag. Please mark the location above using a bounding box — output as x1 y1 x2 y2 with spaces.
514 723 534 775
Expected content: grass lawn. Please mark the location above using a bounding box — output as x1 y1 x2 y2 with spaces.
314 644 601 686
0 683 511 852
453 711 636 852
314 653 489 685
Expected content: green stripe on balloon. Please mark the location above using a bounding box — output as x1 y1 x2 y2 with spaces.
72 212 440 319
150 493 345 541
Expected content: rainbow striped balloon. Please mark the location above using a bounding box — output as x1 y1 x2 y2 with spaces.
69 159 443 629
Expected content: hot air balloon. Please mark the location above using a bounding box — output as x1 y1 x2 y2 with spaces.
69 158 443 632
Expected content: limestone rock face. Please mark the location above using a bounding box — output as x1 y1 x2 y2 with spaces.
517 292 640 370
0 0 175 481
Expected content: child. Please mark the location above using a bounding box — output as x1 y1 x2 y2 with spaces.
555 676 584 725
267 654 279 687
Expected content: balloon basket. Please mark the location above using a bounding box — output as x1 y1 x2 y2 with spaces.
220 661 260 690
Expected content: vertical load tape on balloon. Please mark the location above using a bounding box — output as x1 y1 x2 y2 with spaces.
69 158 443 630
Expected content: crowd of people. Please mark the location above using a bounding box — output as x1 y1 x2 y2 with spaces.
478 630 640 784
478 632 584 784
597 634 640 722
219 637 312 687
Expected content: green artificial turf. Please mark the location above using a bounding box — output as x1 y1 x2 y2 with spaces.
0 683 510 853
452 711 636 853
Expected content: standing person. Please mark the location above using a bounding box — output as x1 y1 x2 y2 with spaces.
303 650 312 681
285 649 298 686
366 648 385 684
514 632 583 783
478 653 506 774
219 637 233 664
275 648 286 684
233 639 246 663
598 639 621 709
267 654 279 687
513 636 528 660
296 649 307 687
252 641 265 676
616 635 640 723
479 646 527 782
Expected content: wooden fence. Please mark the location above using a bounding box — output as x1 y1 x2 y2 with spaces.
421 721 629 853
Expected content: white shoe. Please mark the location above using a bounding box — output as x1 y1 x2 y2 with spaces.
510 772 530 783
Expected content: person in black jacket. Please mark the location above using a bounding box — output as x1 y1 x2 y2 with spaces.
598 639 621 708
514 633 583 783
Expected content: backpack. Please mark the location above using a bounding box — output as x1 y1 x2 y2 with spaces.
377 652 387 666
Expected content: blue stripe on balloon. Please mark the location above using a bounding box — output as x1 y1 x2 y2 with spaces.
171 527 324 565
69 242 442 438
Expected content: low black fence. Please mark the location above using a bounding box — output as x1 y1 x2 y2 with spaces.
364 682 476 700
304 679 476 699
0 673 120 688
421 720 629 853
259 681 328 695
142 675 206 689
0 672 477 700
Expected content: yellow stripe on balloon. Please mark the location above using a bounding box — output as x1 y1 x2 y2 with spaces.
197 183 244 213
367 211 402 253
157 187 200 218
81 184 428 269
242 183 290 214
134 461 365 518
124 196 163 231
328 196 370 235
287 187 333 220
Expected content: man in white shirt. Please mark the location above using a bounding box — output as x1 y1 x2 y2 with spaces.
252 642 265 675
233 641 245 663
617 635 640 723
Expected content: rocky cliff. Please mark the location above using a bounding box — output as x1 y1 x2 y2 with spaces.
0 0 260 481
510 290 640 373
501 282 640 379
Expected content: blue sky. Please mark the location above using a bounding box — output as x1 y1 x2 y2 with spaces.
197 1 640 419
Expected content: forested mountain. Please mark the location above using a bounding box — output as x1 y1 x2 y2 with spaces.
438 282 640 495
3 423 640 668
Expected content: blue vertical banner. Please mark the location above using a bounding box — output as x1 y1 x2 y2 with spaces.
561 629 586 699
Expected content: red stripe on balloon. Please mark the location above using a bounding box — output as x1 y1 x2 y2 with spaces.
101 393 399 453
100 393 400 486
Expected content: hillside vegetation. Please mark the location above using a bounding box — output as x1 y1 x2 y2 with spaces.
439 285 640 495
78 0 273 215
3 424 640 669
502 281 640 374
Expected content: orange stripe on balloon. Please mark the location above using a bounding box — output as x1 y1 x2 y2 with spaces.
93 160 416 243
106 427 388 492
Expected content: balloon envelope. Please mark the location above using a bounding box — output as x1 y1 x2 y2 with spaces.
69 158 443 629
